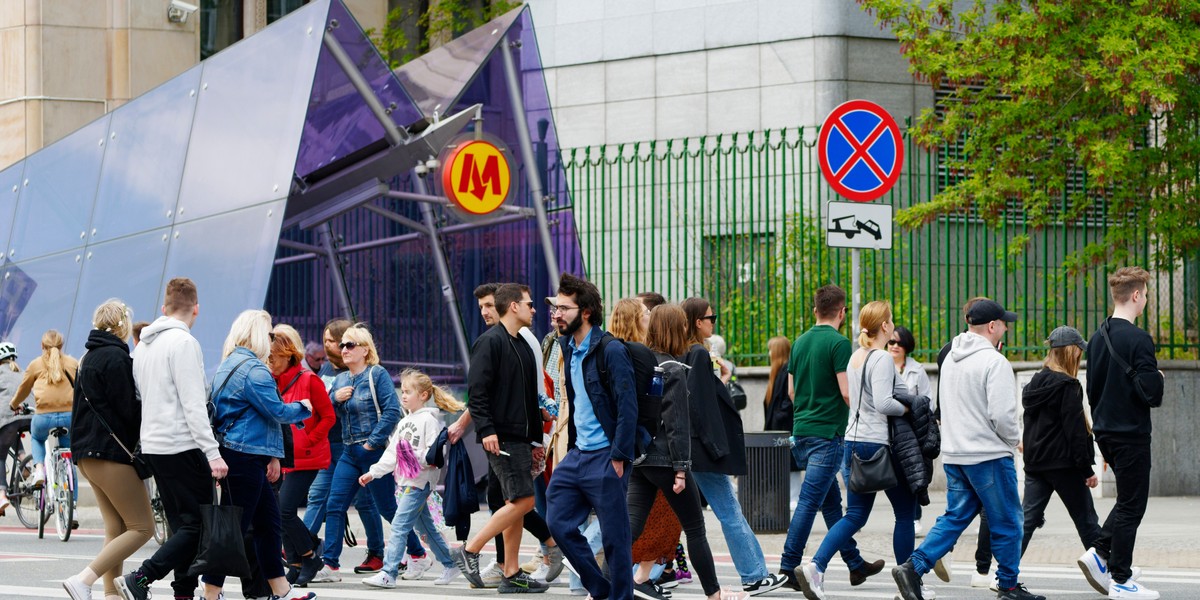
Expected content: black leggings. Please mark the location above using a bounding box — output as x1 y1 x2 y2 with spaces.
0 418 31 491
628 467 720 596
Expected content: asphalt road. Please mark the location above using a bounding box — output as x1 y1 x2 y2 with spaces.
2 522 1198 599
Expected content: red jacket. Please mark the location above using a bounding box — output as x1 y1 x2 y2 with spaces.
274 363 335 472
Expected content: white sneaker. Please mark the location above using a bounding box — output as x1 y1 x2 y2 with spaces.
796 562 825 600
529 563 551 582
932 558 952 583
362 571 396 588
480 560 505 588
1078 547 1111 595
30 464 45 489
1109 579 1160 599
521 550 545 573
61 575 92 600
970 571 993 588
914 520 923 536
435 566 462 585
403 554 434 580
310 565 341 583
921 584 936 599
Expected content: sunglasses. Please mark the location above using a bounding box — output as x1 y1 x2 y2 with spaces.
268 332 276 342
701 315 718 323
520 300 535 308
886 339 898 346
338 341 359 350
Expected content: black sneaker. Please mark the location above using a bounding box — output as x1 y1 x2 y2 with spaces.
892 561 924 600
295 553 324 587
115 570 151 600
454 546 485 588
851 559 886 586
634 580 669 600
744 573 787 596
996 583 1046 600
779 569 802 591
499 571 550 594
654 570 680 590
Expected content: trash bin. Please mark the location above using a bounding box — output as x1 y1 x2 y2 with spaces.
737 430 792 533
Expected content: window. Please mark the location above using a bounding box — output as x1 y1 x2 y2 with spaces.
201 0 243 59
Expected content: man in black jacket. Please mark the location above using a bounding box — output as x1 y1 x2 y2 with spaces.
454 283 549 594
1077 267 1164 600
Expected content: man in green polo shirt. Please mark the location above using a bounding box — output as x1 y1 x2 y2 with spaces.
778 285 883 588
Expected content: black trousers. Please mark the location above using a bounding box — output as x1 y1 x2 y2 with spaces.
1021 468 1101 556
202 448 286 588
141 450 214 598
279 469 320 561
627 467 720 597
1094 438 1152 584
488 464 552 561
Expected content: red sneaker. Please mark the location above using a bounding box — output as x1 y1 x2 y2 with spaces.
354 552 384 574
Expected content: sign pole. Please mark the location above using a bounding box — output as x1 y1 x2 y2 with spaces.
851 248 861 348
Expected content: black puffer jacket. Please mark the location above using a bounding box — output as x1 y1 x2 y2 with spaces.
1023 368 1094 477
70 330 140 465
888 390 940 506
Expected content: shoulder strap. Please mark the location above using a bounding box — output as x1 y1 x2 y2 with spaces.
75 357 137 460
367 365 381 419
280 370 305 396
1097 321 1138 379
851 349 878 436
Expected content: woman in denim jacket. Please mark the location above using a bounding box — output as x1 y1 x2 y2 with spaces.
202 310 312 600
312 324 403 583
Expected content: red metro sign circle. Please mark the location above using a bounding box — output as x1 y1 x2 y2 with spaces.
817 100 904 202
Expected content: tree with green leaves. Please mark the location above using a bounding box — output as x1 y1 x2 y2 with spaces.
855 0 1200 272
371 0 520 68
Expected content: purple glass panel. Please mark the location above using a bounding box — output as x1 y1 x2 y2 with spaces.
293 0 422 180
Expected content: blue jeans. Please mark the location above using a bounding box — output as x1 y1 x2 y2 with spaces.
691 471 768 584
31 411 77 502
547 449 632 600
322 443 423 568
812 441 915 571
306 441 420 558
780 436 863 572
382 483 454 578
911 457 1023 590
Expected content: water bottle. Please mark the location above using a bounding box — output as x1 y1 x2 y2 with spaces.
649 366 665 397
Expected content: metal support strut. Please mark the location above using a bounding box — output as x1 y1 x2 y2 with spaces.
414 173 472 372
500 38 561 291
322 29 405 147
320 222 356 321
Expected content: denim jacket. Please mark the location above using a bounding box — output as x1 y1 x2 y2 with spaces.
331 364 401 449
211 347 310 458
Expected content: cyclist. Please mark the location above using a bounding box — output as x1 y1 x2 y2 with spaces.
63 300 154 600
0 341 27 516
10 330 79 490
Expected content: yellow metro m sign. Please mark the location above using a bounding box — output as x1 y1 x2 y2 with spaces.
442 140 512 215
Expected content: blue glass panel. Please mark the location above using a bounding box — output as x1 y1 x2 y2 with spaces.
163 199 286 374
175 1 326 222
91 66 202 243
0 251 84 362
65 229 172 355
8 116 111 261
0 160 25 258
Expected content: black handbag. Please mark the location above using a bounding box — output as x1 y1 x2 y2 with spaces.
727 376 748 411
848 350 899 494
188 481 252 578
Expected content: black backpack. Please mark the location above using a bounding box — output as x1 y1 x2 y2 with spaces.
594 333 662 454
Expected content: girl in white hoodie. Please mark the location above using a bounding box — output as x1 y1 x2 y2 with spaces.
358 368 464 588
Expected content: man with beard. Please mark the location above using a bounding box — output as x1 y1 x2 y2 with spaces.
453 283 550 593
546 274 638 600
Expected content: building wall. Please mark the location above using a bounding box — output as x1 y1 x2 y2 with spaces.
525 0 934 149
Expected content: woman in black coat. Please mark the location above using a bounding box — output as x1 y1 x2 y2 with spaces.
64 300 154 600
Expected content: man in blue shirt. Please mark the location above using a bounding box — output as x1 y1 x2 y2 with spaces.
546 274 639 600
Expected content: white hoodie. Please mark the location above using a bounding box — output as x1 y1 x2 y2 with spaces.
132 316 220 461
368 404 444 490
939 331 1019 465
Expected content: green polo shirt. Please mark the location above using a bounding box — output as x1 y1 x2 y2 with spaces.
788 324 852 438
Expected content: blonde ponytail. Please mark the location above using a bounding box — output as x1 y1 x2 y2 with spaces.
431 384 465 413
401 368 465 414
857 301 892 348
41 330 65 384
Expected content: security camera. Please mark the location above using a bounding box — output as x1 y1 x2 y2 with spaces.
168 1 198 24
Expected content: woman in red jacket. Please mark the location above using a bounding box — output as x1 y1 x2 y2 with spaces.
270 325 336 586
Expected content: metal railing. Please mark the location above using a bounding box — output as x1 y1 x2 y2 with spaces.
561 124 1200 364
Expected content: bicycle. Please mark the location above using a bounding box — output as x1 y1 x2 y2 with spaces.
36 426 76 541
146 476 171 544
2 405 43 529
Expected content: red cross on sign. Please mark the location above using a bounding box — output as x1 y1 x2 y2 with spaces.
817 100 904 202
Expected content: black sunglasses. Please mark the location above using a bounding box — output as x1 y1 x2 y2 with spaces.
339 341 358 350
268 332 276 342
886 339 898 346
700 314 718 323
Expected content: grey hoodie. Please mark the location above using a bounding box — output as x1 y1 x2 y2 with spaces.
132 316 220 461
939 331 1019 465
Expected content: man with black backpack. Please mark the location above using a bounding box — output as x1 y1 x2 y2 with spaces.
546 274 640 600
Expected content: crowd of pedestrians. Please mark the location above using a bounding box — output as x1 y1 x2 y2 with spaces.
0 266 1168 600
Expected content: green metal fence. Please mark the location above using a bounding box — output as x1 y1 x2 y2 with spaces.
560 124 1200 365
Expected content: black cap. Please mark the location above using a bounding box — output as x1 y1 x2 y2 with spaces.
1047 326 1087 351
966 299 1018 325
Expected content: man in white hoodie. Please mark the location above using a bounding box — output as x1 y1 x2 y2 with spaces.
893 299 1045 600
116 278 227 600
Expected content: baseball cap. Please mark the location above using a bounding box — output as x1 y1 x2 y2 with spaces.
966 299 1018 325
1047 326 1087 351
544 296 557 307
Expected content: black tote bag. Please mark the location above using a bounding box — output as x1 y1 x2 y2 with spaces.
188 481 252 579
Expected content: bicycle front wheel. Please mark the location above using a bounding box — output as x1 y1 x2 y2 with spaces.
12 455 39 529
54 453 74 542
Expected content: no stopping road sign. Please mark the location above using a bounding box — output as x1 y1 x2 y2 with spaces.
817 100 904 202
